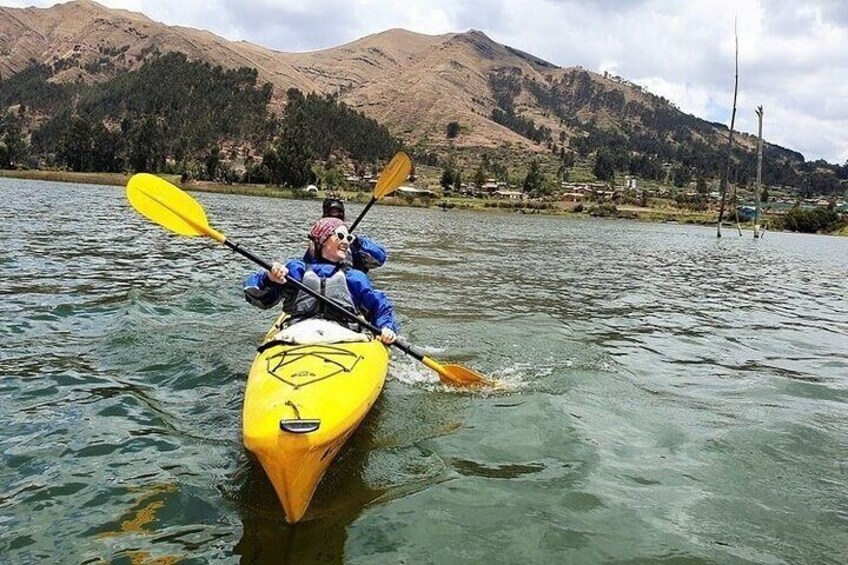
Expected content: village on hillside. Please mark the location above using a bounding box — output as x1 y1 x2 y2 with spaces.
325 166 848 222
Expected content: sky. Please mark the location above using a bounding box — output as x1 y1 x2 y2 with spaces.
6 0 847 164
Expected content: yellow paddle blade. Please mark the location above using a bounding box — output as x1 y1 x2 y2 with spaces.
440 363 494 387
374 152 412 199
422 356 494 387
126 173 224 242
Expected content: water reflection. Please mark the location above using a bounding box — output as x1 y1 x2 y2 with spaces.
232 445 371 565
232 389 461 564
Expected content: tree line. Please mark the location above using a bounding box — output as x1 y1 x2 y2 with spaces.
2 52 846 197
0 52 399 187
484 69 847 197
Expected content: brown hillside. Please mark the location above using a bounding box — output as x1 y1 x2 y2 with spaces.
0 0 773 158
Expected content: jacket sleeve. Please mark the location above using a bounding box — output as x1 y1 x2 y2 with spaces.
243 270 283 309
346 270 399 333
242 260 305 309
351 236 387 272
284 260 306 284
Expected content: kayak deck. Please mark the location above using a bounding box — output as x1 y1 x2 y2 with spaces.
242 318 388 522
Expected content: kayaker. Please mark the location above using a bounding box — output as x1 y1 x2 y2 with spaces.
302 198 387 273
244 217 398 344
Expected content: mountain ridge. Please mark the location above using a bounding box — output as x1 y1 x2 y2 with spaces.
0 0 813 175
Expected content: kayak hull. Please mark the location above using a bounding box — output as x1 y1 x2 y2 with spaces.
242 319 388 523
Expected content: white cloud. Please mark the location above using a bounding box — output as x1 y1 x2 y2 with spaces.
4 0 847 163
634 77 715 119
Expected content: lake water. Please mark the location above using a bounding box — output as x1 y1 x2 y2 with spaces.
1 178 846 564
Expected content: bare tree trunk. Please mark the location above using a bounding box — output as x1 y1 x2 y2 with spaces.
754 105 764 238
734 183 743 236
717 24 739 238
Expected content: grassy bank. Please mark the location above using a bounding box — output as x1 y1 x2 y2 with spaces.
3 169 843 235
0 169 133 187
0 169 319 201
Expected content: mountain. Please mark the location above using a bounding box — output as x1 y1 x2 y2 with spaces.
0 0 826 190
0 2 544 148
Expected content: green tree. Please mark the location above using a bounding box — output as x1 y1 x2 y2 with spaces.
440 153 457 190
90 122 121 172
265 136 315 188
316 163 345 190
446 121 460 139
204 146 221 180
0 112 27 168
57 115 94 171
523 159 543 193
262 147 280 185
474 164 486 188
440 166 455 190
593 150 615 182
783 207 840 233
124 115 165 172
263 89 317 187
671 164 692 188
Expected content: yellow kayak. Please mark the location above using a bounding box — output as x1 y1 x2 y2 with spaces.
242 316 388 523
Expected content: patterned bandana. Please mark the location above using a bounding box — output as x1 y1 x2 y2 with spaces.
309 217 346 246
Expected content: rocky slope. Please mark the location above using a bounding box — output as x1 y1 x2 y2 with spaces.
0 0 794 161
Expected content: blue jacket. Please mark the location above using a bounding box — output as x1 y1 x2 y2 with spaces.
243 259 399 333
302 235 387 273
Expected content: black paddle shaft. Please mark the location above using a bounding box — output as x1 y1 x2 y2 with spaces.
223 238 423 361
348 197 377 233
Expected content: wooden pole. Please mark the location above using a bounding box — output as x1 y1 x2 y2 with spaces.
734 182 743 236
717 22 739 238
754 106 763 238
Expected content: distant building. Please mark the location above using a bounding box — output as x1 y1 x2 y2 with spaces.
494 190 523 200
561 192 585 202
560 182 591 194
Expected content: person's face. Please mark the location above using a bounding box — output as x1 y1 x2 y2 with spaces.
320 227 355 262
326 208 344 220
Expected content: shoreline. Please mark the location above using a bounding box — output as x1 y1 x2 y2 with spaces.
3 169 843 235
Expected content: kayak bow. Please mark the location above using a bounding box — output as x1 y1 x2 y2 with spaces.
242 316 388 522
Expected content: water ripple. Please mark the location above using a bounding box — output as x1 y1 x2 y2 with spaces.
1 179 846 563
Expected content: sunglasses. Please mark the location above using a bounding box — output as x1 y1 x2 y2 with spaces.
332 229 355 243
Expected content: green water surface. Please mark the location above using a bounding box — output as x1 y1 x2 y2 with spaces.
1 179 846 564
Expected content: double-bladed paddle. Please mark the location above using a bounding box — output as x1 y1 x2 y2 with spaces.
125 173 492 388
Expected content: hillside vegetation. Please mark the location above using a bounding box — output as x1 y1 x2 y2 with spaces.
0 1 846 202
0 53 398 186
